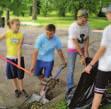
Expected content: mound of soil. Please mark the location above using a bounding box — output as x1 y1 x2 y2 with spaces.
20 80 66 109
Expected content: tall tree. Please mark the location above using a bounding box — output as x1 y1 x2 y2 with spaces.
0 0 23 23
32 0 37 20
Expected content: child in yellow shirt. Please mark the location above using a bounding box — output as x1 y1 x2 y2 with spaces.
0 18 28 98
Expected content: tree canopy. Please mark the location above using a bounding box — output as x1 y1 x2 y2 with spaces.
0 0 111 20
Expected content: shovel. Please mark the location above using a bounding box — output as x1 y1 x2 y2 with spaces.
20 64 66 107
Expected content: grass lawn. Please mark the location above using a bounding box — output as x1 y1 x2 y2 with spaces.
19 15 110 29
102 104 111 109
53 100 111 109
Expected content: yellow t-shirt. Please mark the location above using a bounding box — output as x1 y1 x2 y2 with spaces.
6 30 23 57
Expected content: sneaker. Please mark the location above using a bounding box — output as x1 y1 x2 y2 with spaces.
21 89 29 98
65 87 74 98
15 89 21 98
65 87 74 105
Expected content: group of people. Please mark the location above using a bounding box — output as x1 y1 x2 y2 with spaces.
0 6 111 109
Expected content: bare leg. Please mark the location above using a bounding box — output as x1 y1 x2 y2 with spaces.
17 79 24 91
17 79 28 97
12 78 19 90
91 93 103 109
39 77 48 96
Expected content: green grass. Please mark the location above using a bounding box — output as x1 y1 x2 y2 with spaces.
19 16 73 28
53 100 111 109
101 104 111 109
52 100 111 109
18 15 110 29
49 100 67 109
54 100 67 109
89 16 110 29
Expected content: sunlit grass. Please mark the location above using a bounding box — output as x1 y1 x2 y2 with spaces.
16 15 110 29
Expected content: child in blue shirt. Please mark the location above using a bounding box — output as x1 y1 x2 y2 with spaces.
30 24 66 96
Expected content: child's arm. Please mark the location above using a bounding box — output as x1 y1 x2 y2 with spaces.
73 39 84 57
73 38 86 63
30 36 42 73
73 38 86 65
57 49 66 65
84 47 106 73
84 37 89 58
30 49 38 72
18 37 24 66
85 27 109 73
90 47 106 66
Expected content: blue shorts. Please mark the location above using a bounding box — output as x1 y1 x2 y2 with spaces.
34 60 54 78
6 57 25 79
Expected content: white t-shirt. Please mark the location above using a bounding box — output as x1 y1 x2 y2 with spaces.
98 25 111 71
68 22 90 49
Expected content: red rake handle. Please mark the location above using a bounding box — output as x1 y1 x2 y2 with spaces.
0 55 32 77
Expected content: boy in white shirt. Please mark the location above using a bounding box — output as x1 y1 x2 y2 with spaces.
66 9 91 99
85 6 111 109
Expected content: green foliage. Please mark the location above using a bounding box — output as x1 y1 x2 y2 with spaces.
39 0 111 17
40 0 49 16
0 0 32 16
11 0 23 16
54 100 67 109
20 0 32 16
67 0 100 19
0 0 111 18
48 0 68 17
102 0 111 7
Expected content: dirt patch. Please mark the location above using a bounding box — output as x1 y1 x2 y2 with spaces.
19 80 65 109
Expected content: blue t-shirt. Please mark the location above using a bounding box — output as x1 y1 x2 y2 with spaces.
34 33 62 62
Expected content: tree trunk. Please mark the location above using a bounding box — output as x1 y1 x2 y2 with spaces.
58 8 66 17
37 0 40 15
74 8 78 20
29 6 32 16
32 0 37 20
6 9 10 25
